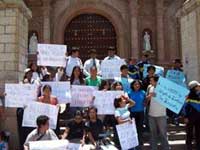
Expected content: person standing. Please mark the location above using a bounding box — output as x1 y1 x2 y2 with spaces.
128 80 146 148
137 54 150 79
65 47 83 77
128 57 140 80
146 76 169 150
103 47 121 60
84 49 101 77
184 81 200 150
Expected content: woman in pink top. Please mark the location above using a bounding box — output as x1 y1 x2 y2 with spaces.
38 84 60 135
38 85 58 105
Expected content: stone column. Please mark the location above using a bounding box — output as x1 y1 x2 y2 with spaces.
0 0 31 149
179 0 200 81
156 0 165 63
42 0 51 43
129 0 139 59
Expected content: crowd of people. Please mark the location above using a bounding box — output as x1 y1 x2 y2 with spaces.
0 46 200 150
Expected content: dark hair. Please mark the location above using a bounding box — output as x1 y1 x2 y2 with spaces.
108 46 115 51
147 65 156 72
173 59 182 64
70 66 85 85
88 49 97 54
42 74 51 82
114 97 122 108
99 80 110 90
90 66 97 71
188 88 199 100
143 54 149 58
0 131 7 141
88 106 97 113
42 84 52 92
130 80 142 91
74 110 83 118
23 70 33 83
149 75 159 82
120 65 128 71
36 115 49 128
111 81 123 90
28 62 40 73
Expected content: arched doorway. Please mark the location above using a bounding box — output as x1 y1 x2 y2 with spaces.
64 13 117 61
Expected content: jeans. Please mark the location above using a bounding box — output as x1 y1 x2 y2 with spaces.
131 112 144 145
149 116 169 150
186 112 200 150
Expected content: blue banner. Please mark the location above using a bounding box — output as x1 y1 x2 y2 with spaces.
154 77 189 114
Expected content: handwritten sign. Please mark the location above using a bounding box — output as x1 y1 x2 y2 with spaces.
154 77 189 114
5 84 38 108
41 82 71 104
37 44 67 67
67 143 81 150
166 70 186 87
22 102 59 129
116 119 139 149
93 91 124 114
29 140 69 150
71 85 97 107
101 59 126 79
143 64 164 78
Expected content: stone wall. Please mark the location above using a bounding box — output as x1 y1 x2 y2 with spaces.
179 0 200 82
0 1 31 149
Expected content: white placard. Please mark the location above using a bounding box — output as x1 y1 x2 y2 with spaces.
116 119 139 150
22 102 59 129
37 44 67 67
101 59 126 79
71 85 97 107
41 82 71 104
67 143 82 150
93 91 124 114
29 140 69 150
5 84 38 108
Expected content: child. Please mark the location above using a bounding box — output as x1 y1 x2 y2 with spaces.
0 131 8 150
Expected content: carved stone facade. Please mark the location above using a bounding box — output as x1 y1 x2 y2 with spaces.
0 0 31 149
25 0 184 65
178 0 200 81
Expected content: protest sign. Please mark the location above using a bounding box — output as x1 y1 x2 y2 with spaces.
93 91 124 114
166 69 186 87
29 140 69 150
41 82 71 104
37 44 67 67
5 84 38 108
71 85 97 107
154 76 189 114
67 143 82 150
101 59 125 79
143 64 164 78
116 119 139 150
22 102 59 129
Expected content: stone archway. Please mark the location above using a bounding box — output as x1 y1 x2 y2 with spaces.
53 1 130 58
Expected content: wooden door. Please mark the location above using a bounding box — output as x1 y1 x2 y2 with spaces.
64 14 117 62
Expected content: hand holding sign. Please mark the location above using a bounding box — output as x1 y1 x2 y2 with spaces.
154 77 189 114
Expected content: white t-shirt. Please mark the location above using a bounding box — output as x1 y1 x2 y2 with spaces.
65 56 83 77
148 86 166 117
84 58 101 76
104 55 121 61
